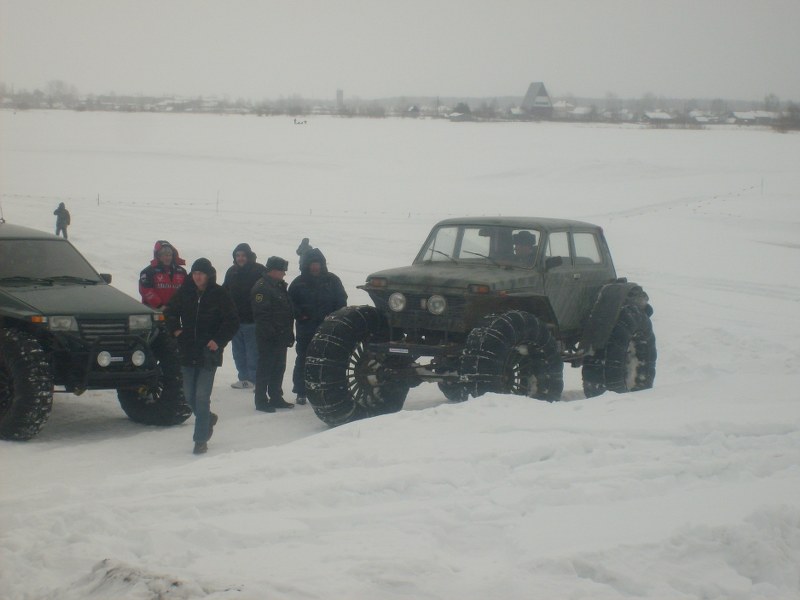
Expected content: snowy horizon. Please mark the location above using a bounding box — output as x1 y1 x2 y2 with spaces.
1 110 799 599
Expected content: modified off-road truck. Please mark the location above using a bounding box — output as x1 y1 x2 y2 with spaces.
0 222 190 440
305 216 656 426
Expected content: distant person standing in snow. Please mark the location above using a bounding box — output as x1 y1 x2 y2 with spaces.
288 241 347 405
139 240 188 310
53 202 70 238
165 258 239 455
223 243 267 390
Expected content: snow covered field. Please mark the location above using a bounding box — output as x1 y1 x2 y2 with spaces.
1 110 799 599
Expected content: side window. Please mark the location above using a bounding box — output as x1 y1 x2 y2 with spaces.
544 231 570 263
573 232 602 265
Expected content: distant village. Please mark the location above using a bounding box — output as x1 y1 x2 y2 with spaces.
2 81 798 130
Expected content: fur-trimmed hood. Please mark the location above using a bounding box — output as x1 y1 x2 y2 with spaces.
150 240 186 267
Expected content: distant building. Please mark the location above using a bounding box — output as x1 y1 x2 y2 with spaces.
520 82 553 119
552 99 574 119
729 111 776 125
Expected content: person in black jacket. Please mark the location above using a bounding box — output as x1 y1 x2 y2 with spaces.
53 202 70 238
251 256 295 412
222 243 267 389
288 246 347 404
165 258 239 454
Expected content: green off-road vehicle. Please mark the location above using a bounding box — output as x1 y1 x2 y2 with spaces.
305 216 656 426
0 221 190 440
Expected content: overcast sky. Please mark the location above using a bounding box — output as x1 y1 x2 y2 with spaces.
1 0 798 102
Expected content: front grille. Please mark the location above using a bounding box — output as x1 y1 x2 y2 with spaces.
79 319 128 349
373 293 468 332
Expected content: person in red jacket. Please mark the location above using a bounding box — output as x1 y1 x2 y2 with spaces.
139 240 187 309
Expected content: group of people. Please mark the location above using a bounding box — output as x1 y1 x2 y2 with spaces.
138 238 347 455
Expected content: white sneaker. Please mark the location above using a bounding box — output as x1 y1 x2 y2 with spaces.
231 380 254 389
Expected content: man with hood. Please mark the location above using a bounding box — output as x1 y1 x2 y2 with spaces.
165 258 239 455
139 240 188 309
53 202 70 238
251 256 295 412
288 243 348 404
223 243 267 389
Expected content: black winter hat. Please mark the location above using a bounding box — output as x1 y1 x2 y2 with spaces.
296 238 312 256
513 230 536 246
191 257 216 277
265 256 289 272
300 247 327 273
232 243 256 262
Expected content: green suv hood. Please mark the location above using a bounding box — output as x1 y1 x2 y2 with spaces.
365 262 541 292
0 283 153 319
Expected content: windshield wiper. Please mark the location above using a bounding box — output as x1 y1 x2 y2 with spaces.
428 249 458 263
462 250 503 268
45 275 100 285
0 276 54 285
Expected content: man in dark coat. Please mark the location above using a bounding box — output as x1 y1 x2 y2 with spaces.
165 258 239 454
222 243 267 389
53 202 70 238
251 256 295 412
288 246 348 404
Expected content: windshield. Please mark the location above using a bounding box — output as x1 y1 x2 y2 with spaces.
415 225 542 268
0 240 103 283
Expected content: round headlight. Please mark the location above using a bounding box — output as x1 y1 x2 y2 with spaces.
97 351 112 367
388 292 407 312
131 350 146 367
427 294 447 315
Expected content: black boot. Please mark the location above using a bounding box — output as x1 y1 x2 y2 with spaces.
255 397 275 413
208 413 218 439
271 398 294 409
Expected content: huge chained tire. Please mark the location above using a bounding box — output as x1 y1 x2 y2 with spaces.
0 329 54 441
305 306 410 427
460 310 563 401
438 381 469 402
582 304 656 397
117 331 191 426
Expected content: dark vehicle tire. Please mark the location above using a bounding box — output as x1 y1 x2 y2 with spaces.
117 332 191 426
305 306 410 427
461 310 563 401
0 329 54 441
582 304 656 397
438 382 469 402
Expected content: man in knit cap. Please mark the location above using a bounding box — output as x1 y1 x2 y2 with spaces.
165 258 238 454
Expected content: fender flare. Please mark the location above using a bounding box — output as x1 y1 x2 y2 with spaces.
581 282 653 352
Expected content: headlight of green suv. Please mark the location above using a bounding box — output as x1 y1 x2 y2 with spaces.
48 316 79 331
427 295 447 315
128 314 153 332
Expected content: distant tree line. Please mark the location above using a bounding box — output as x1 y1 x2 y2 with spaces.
1 80 798 130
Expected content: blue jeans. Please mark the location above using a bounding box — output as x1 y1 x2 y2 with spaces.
231 323 258 382
182 366 217 443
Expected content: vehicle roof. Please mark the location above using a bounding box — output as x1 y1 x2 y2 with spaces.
433 216 601 231
0 221 65 240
